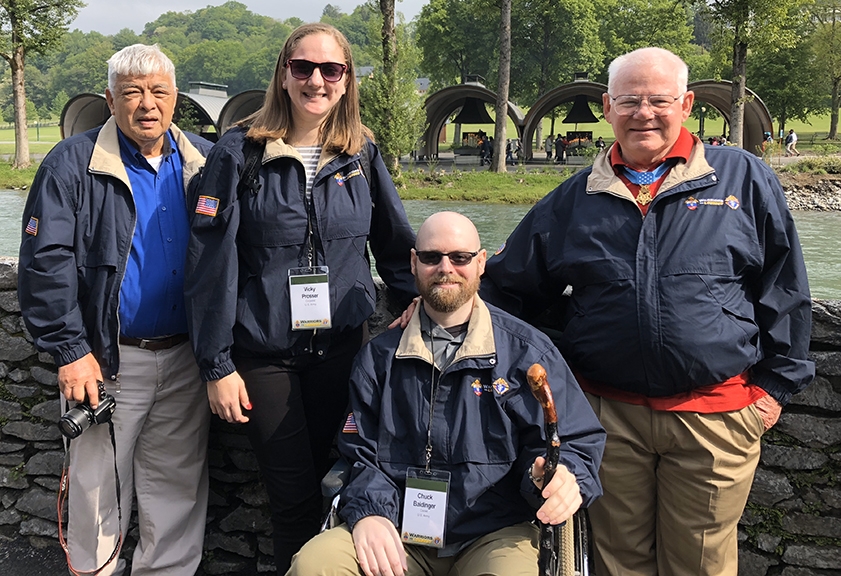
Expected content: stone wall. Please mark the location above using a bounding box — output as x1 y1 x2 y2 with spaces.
1 256 839 575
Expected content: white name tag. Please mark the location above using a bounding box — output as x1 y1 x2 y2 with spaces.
401 468 450 548
288 267 332 330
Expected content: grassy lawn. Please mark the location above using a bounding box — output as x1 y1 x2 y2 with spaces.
397 167 573 203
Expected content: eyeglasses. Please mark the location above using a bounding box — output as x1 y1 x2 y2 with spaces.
608 93 685 116
414 250 480 266
286 59 348 82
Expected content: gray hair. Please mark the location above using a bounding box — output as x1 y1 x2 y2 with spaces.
107 44 176 92
607 47 688 95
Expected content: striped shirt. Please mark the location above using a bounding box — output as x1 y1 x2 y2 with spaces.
296 145 322 201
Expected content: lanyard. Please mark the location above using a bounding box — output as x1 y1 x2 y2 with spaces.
424 321 439 473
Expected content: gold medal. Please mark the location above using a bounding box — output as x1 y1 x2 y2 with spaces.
636 185 653 206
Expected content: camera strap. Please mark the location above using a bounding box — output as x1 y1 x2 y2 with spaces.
57 411 124 576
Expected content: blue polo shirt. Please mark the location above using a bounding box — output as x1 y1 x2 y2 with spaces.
117 129 190 338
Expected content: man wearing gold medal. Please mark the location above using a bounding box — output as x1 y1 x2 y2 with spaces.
480 47 814 575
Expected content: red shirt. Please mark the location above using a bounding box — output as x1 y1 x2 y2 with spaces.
609 127 695 216
590 128 768 412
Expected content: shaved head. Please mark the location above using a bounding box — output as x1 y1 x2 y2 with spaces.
416 211 481 251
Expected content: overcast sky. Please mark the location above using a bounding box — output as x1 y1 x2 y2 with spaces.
71 0 427 36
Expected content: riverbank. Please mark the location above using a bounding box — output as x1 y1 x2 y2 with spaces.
3 156 841 210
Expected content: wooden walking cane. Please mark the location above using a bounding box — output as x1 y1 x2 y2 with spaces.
527 363 575 576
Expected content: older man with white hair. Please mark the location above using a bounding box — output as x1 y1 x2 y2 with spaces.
481 47 814 575
19 44 212 575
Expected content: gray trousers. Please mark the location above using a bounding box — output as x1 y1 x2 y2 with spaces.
65 341 210 575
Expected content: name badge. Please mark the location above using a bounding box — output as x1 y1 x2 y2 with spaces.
288 267 332 331
401 467 450 549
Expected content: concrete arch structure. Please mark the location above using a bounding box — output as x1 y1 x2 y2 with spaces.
522 81 607 160
60 89 266 142
421 84 525 159
521 79 773 159
218 90 266 136
60 93 110 139
687 80 773 155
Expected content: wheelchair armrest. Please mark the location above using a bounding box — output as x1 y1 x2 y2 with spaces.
322 457 351 499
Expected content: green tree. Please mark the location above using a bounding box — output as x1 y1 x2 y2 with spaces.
0 0 85 168
747 28 825 135
689 0 806 146
176 39 249 93
415 0 497 88
595 0 696 82
48 35 112 98
489 0 512 172
811 0 841 139
361 1 424 174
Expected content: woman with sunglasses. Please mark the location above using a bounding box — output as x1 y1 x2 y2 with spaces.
184 22 417 572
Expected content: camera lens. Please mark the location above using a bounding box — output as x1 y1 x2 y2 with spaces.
59 407 92 439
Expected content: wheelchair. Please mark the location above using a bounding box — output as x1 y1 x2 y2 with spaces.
321 459 593 576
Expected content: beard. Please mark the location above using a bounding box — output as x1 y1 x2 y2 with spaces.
416 272 480 313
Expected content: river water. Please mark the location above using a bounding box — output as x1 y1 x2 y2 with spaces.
2 191 839 299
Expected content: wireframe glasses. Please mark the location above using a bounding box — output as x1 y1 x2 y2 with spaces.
286 59 348 82
414 250 480 266
609 93 685 116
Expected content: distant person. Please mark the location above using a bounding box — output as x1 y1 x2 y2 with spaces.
184 22 417 573
785 129 800 156
19 44 213 575
595 136 606 151
545 134 554 159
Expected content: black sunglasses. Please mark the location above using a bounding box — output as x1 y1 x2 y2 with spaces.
415 250 480 266
286 59 348 83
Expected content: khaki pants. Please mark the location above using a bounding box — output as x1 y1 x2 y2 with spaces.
586 394 764 576
65 342 210 575
287 522 539 576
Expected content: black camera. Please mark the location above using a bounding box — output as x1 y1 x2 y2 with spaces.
58 382 116 439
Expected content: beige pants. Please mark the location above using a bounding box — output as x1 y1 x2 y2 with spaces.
65 342 210 575
586 394 764 576
287 521 540 576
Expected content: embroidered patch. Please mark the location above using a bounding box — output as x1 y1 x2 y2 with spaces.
685 196 699 210
471 379 483 396
342 413 358 434
334 173 345 186
492 378 510 395
725 195 740 210
195 195 220 217
25 216 38 236
495 241 506 255
344 168 363 181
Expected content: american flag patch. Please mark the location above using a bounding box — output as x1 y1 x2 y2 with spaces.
342 413 358 434
25 216 38 236
195 196 220 217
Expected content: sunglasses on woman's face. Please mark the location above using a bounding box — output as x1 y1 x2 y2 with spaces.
285 59 348 83
414 250 480 266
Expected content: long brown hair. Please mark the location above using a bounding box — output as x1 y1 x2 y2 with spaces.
243 22 372 155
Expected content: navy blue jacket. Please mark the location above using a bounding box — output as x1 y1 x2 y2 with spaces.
185 128 417 382
338 297 605 550
482 140 814 405
18 119 211 382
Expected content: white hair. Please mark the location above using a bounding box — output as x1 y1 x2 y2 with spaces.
607 47 688 95
107 44 176 92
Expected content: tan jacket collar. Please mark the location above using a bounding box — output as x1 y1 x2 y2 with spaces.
88 117 206 193
586 137 715 202
263 136 341 174
395 296 496 366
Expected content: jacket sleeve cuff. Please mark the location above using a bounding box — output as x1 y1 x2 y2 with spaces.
201 360 237 383
54 340 93 368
